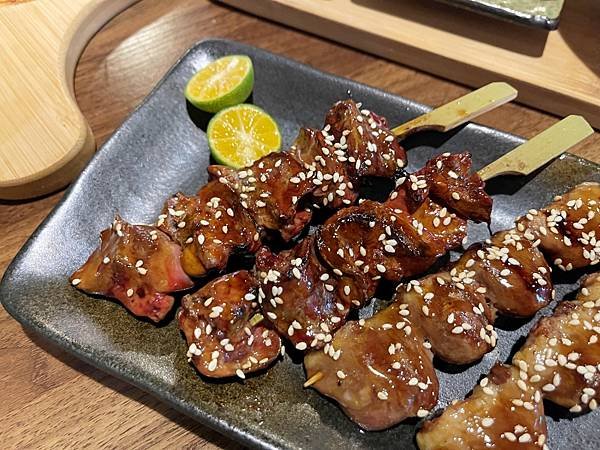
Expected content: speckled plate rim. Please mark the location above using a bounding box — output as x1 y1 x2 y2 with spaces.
1 38 597 450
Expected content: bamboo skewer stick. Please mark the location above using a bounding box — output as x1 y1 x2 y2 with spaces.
303 371 324 388
477 115 594 181
392 82 517 139
303 116 593 389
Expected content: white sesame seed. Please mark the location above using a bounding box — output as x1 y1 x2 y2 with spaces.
481 417 494 427
208 359 218 372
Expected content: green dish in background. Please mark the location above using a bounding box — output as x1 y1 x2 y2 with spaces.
437 0 565 30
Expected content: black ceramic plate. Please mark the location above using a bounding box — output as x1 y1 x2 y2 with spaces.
436 0 565 30
2 39 599 449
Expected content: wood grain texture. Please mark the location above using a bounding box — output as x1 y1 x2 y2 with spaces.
0 0 599 448
0 0 139 200
220 0 600 128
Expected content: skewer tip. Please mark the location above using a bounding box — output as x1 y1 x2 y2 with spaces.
304 371 324 388
249 313 264 327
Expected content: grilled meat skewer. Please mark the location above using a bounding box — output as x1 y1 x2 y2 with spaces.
417 273 600 449
71 100 406 321
417 364 547 450
178 270 281 379
304 183 598 429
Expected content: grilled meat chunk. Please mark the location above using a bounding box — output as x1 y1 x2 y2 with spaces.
70 216 193 322
324 99 407 180
516 182 600 270
386 152 493 247
209 152 314 241
292 127 358 210
255 236 357 351
394 272 496 365
416 152 492 223
455 228 553 317
178 270 281 378
304 302 438 431
158 181 260 277
317 200 447 296
417 364 547 450
512 273 600 413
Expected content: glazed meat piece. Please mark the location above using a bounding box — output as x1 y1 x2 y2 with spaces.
317 200 447 295
178 270 281 378
394 272 496 365
384 152 494 250
324 99 407 180
454 228 553 317
208 152 315 241
70 216 193 322
304 302 438 430
255 236 357 351
512 273 600 413
157 181 260 277
385 192 467 251
291 127 358 210
418 152 492 223
417 364 547 450
516 182 600 270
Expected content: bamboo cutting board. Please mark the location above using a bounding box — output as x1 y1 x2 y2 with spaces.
0 0 138 200
219 0 600 129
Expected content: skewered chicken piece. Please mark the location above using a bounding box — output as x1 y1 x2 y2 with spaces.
454 228 553 318
516 182 600 271
303 301 438 431
69 216 194 322
417 364 548 450
512 272 600 413
178 270 281 379
417 274 600 449
389 152 492 224
395 272 496 365
208 152 315 242
323 100 406 181
317 200 448 298
255 235 358 351
157 180 260 277
258 152 491 350
291 127 358 210
317 152 491 297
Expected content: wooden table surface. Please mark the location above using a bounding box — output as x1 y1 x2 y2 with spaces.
1 0 598 448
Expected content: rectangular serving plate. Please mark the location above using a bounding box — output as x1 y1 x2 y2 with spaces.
436 0 565 29
1 39 599 449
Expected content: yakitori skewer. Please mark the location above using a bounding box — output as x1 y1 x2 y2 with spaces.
417 273 600 450
300 118 595 429
70 84 519 323
180 117 594 381
302 182 598 431
295 114 593 355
